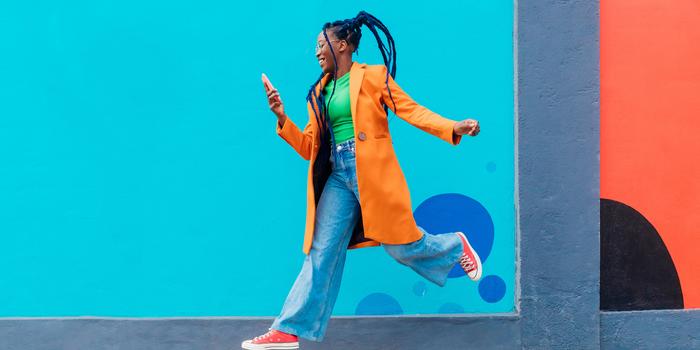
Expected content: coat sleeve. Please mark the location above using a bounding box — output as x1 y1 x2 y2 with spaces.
379 66 462 146
276 116 314 160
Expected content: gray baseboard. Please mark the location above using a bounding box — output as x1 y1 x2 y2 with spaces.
0 315 520 350
601 309 700 350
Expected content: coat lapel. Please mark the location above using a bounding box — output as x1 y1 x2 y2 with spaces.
349 61 365 121
310 62 364 130
313 73 332 102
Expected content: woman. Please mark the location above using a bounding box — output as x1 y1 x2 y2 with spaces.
243 11 482 349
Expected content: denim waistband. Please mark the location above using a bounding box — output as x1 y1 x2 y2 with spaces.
332 138 355 153
329 138 355 166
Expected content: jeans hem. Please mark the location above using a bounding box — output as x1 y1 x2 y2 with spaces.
439 244 465 287
270 322 324 342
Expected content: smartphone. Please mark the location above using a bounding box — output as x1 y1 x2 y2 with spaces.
262 73 281 104
261 73 275 92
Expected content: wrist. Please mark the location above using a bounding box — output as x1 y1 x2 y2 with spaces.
452 127 463 144
277 115 287 127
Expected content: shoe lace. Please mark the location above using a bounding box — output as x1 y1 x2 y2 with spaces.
460 254 476 271
253 330 276 342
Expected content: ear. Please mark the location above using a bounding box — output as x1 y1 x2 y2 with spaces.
338 40 349 53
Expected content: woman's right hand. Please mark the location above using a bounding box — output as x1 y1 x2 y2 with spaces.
266 88 285 119
262 74 285 120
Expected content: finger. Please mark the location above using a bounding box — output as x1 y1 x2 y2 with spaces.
268 96 281 105
267 89 278 98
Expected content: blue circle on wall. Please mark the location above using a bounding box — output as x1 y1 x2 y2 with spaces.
478 275 506 303
414 193 495 278
355 293 403 315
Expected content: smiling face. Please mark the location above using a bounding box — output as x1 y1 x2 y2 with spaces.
315 29 351 74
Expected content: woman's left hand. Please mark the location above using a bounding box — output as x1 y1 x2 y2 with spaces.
454 119 480 137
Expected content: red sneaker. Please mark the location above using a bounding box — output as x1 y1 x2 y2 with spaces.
241 329 299 350
456 231 483 281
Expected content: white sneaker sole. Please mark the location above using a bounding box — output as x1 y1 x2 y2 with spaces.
241 340 299 350
457 231 483 281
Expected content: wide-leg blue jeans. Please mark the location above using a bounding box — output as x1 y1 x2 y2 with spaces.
270 137 464 342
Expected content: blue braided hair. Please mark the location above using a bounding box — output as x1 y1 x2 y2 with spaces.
306 10 398 141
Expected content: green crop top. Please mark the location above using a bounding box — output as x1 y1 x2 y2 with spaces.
323 71 355 143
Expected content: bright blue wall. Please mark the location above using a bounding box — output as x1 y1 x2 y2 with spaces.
0 0 513 316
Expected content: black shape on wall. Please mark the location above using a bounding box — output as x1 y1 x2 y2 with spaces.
600 198 684 311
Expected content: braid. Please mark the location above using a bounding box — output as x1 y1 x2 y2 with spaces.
353 11 398 116
305 10 399 140
306 73 326 141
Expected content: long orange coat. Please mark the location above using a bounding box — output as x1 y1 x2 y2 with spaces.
276 61 463 254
